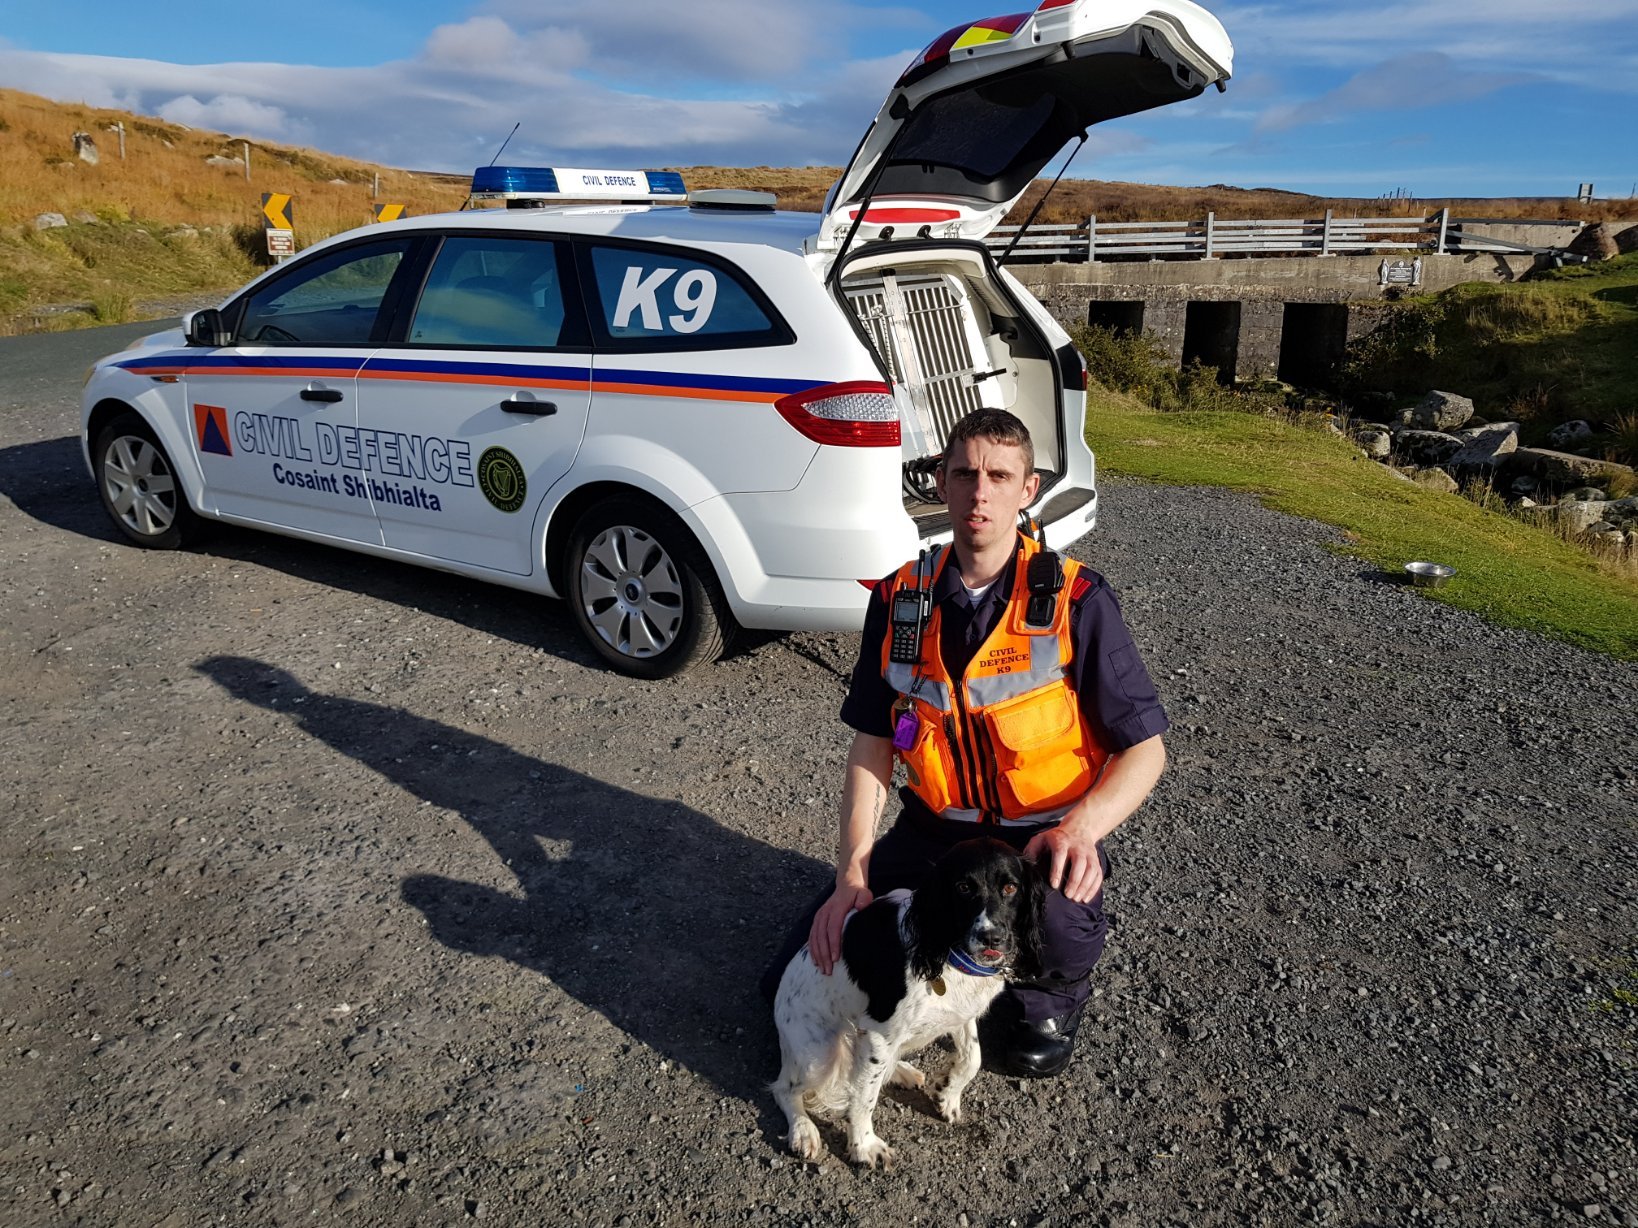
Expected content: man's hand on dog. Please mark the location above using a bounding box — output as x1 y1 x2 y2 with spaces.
809 882 873 975
1025 822 1104 904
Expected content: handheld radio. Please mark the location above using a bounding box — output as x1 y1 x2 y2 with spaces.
888 549 931 665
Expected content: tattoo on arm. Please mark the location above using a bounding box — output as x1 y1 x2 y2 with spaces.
873 783 886 824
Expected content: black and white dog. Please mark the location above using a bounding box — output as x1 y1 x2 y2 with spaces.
771 838 1044 1168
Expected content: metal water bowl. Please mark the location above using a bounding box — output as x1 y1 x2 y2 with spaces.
1404 561 1455 588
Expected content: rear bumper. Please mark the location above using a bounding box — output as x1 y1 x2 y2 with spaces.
688 478 919 632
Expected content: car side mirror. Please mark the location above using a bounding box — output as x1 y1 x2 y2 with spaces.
185 308 231 347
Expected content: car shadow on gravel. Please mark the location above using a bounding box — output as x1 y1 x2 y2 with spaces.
196 654 829 1114
0 436 127 543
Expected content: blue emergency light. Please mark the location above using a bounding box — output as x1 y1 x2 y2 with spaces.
469 166 687 204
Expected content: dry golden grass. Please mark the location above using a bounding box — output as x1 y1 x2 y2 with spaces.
0 88 469 233
9 86 1628 235
3 86 1633 333
676 166 1638 226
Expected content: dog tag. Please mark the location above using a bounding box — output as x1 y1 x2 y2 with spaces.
930 977 946 996
892 710 918 752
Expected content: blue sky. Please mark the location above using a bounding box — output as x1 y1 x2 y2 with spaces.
2 0 1635 199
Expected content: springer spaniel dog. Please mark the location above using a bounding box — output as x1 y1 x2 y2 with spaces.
770 838 1044 1168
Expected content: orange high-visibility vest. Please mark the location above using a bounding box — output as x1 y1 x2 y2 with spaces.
881 537 1109 825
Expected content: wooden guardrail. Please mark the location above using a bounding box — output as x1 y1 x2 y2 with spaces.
985 209 1563 262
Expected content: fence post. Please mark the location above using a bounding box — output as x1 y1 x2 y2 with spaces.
1321 208 1333 256
1203 211 1215 259
1435 207 1449 254
1087 214 1097 264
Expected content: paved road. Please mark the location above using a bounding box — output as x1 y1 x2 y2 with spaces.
1 323 1634 1227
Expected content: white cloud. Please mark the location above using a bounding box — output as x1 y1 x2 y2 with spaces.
478 0 926 85
1218 0 1638 80
1255 53 1533 133
156 94 306 142
0 39 904 173
423 15 591 73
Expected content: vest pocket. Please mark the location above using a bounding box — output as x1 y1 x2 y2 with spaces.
983 682 1093 813
901 706 958 814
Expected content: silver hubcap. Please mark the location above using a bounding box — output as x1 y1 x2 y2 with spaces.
579 525 684 659
102 434 177 537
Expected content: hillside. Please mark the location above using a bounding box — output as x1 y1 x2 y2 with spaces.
3 86 1634 333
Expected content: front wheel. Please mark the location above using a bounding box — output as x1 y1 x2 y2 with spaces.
92 412 200 549
565 496 734 679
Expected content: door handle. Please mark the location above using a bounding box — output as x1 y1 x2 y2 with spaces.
300 386 344 403
501 396 558 416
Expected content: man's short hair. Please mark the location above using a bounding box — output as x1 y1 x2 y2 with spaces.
941 408 1034 475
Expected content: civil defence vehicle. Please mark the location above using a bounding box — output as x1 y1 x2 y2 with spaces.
81 0 1232 677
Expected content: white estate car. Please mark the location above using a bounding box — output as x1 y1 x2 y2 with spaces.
82 0 1231 677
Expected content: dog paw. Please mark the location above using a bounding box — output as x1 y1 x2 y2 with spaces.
787 1119 823 1162
932 1083 964 1123
848 1135 896 1170
889 1061 925 1090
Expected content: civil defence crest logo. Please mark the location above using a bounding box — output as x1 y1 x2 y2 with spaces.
194 404 232 457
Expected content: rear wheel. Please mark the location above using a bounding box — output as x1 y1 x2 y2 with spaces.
92 412 199 549
565 496 733 679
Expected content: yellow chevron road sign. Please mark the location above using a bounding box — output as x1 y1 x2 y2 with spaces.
373 203 406 223
261 192 293 231
261 192 294 260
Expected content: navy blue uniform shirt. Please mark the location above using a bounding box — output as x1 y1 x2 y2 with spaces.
840 543 1169 806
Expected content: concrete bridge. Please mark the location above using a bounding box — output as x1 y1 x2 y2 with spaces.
1001 217 1623 386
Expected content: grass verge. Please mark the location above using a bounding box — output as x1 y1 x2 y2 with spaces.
1343 252 1638 435
1086 388 1638 661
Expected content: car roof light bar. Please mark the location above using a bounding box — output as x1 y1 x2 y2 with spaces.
468 166 689 204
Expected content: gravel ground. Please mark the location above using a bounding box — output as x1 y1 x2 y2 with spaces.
0 324 1634 1227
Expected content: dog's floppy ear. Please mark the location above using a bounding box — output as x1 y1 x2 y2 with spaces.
905 854 963 983
1012 852 1049 982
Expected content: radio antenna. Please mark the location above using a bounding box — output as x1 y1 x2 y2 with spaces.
488 122 521 167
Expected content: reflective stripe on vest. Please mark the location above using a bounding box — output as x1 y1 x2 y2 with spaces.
940 801 1076 827
964 629 1065 708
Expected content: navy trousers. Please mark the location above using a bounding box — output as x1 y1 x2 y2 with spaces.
762 811 1110 1022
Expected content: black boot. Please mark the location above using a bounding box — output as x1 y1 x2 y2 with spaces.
980 996 1087 1079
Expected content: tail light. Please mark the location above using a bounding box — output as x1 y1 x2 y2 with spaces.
774 381 900 447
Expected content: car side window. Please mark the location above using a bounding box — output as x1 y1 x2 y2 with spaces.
408 235 574 349
584 243 787 349
236 239 412 346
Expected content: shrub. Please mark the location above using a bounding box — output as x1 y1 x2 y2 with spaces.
1070 323 1295 416
1606 412 1638 470
229 221 274 267
90 291 132 324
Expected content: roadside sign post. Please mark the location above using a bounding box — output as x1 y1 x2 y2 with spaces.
262 192 294 263
372 203 407 223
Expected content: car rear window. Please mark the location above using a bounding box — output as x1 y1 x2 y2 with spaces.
583 242 789 351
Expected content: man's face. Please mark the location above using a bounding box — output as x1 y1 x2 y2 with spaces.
936 435 1040 557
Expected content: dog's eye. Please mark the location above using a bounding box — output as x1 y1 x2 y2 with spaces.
956 882 974 895
1001 883 1017 897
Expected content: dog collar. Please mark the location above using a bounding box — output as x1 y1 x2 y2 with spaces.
947 947 1001 977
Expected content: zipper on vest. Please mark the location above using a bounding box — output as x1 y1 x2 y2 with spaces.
973 717 1004 816
948 688 993 821
942 713 971 810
